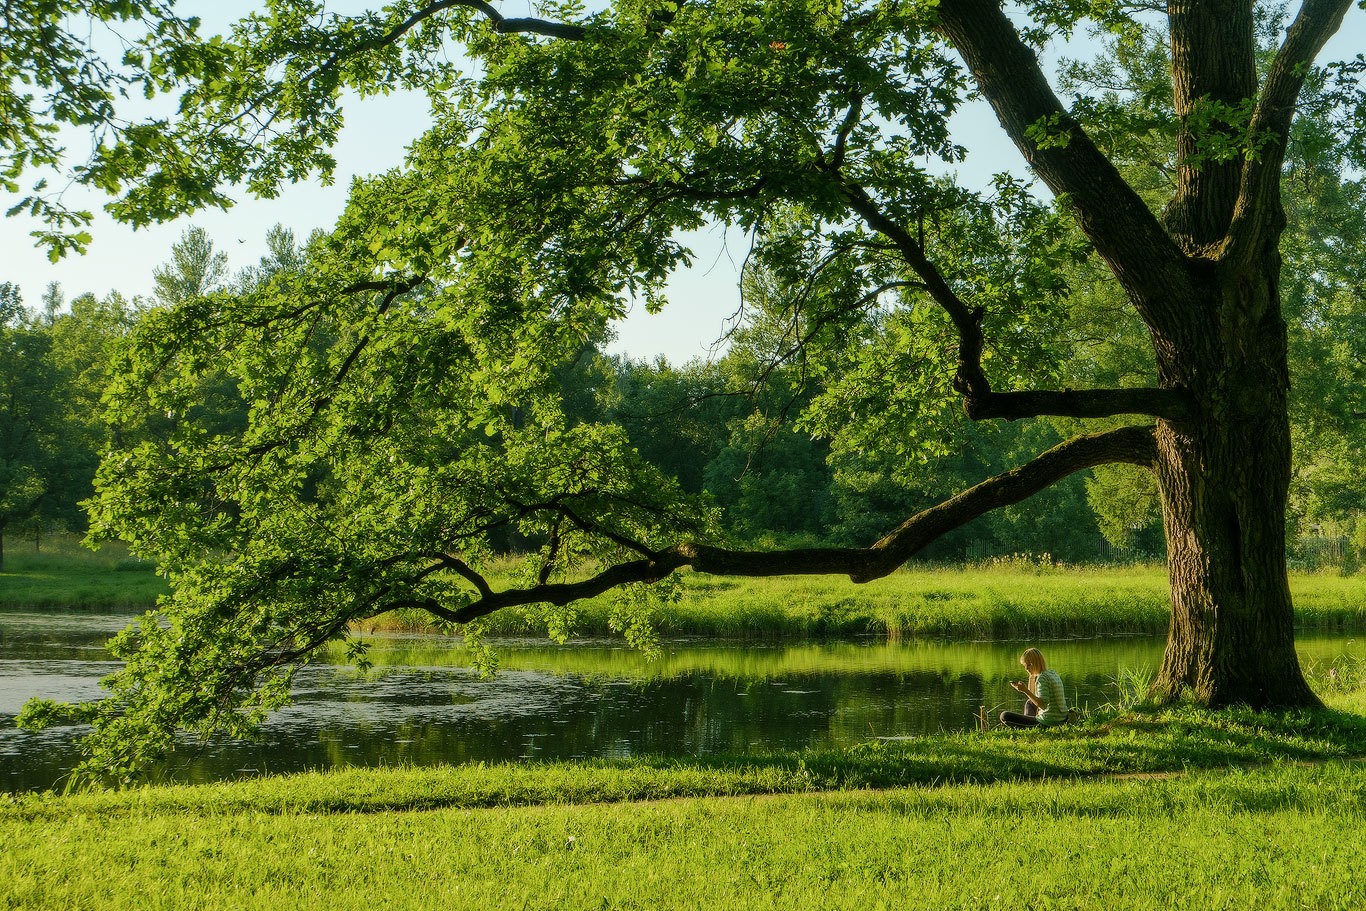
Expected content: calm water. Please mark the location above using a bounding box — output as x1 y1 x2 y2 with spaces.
2 609 1362 792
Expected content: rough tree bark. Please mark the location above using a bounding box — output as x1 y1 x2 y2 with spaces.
1153 266 1312 705
935 0 1355 708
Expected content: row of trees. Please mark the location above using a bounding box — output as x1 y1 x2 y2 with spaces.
7 254 1109 569
0 225 300 569
0 282 132 569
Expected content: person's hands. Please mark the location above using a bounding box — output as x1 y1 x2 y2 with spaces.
1009 680 1025 692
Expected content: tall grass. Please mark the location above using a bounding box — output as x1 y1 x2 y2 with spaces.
1109 663 1156 711
0 538 165 610
7 541 1366 642
373 563 1366 641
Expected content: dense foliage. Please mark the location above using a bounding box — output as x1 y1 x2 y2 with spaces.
0 281 136 568
6 0 1366 774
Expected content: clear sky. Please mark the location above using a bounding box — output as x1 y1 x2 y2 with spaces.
2 5 1362 363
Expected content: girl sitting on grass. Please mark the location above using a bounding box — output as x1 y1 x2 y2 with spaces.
1000 647 1069 729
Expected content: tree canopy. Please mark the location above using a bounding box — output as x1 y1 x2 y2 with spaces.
10 0 1366 780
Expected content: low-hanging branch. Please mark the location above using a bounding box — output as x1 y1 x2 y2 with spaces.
428 424 1157 623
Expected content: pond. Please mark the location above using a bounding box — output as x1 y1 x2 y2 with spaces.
2 609 1362 792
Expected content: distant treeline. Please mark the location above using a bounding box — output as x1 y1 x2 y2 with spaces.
2 224 1362 570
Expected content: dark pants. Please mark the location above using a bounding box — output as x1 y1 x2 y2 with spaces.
999 699 1039 728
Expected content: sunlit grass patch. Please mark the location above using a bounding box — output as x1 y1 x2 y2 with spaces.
0 539 166 609
4 705 1366 910
6 546 1365 644
419 564 1366 641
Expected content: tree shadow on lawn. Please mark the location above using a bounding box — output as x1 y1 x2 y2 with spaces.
11 705 1366 820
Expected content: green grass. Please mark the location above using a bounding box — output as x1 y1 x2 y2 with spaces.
7 544 1366 641
0 537 167 610
8 765 1366 909
6 694 1366 910
371 562 1366 640
9 544 1366 907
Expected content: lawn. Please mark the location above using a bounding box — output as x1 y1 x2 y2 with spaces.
5 691 1366 910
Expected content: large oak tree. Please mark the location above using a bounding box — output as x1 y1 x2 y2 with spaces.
13 0 1366 778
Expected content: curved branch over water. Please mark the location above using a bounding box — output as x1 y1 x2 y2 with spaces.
444 425 1159 621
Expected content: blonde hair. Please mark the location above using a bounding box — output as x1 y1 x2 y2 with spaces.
1020 648 1046 675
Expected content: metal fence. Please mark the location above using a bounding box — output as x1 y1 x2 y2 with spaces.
1289 536 1354 572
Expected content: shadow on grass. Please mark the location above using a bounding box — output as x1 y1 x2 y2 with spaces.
8 703 1366 821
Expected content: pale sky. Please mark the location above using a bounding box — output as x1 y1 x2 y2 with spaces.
2 6 1361 363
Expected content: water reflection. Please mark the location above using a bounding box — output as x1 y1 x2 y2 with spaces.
1 609 1361 792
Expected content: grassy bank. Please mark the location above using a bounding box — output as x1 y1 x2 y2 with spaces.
373 562 1366 640
0 539 166 610
6 693 1366 910
6 546 1366 640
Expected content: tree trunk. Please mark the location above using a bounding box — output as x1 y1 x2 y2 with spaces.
934 0 1347 711
1152 251 1319 708
1146 0 1332 709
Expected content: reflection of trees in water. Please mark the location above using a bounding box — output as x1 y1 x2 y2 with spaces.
11 620 1366 792
2 664 1136 791
0 726 87 792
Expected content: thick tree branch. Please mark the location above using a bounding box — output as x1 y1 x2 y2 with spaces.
451 556 690 621
445 425 1157 621
1164 0 1259 249
837 181 991 396
935 0 1193 334
1221 0 1354 268
966 387 1194 422
828 93 865 171
421 552 494 598
838 184 974 323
